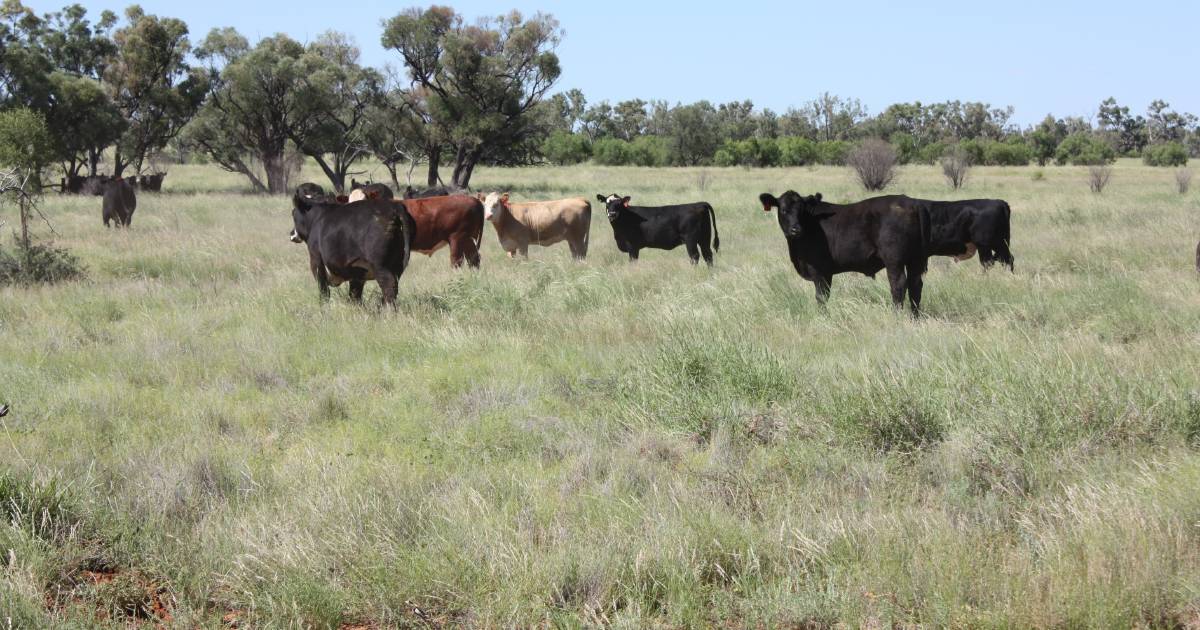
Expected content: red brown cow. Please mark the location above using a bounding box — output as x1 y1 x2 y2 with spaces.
396 195 484 268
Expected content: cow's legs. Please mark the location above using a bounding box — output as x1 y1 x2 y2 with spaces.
568 235 587 260
348 279 365 304
374 269 398 308
905 262 924 317
310 260 331 303
813 275 832 306
628 248 639 262
699 239 714 267
449 234 481 269
885 265 908 311
685 240 700 265
994 239 1015 272
518 244 529 258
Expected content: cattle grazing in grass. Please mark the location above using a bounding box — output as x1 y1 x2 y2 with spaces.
759 192 930 316
480 192 591 259
597 194 720 265
68 174 110 196
289 194 415 306
102 178 137 228
400 195 485 268
918 198 1014 270
348 183 394 202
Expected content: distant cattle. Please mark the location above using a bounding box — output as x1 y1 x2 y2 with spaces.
289 194 414 306
758 192 930 316
404 185 468 199
597 194 720 265
102 178 137 228
348 183 394 202
64 174 109 195
918 198 1014 270
138 172 166 192
480 192 591 259
296 182 326 199
400 195 485 268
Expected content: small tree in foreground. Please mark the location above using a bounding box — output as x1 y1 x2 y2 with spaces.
1088 165 1112 193
0 108 84 285
941 145 971 190
847 138 898 191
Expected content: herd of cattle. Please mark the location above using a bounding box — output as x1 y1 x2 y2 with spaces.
266 180 1013 316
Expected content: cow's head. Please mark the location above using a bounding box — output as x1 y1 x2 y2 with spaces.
759 191 830 238
597 193 629 221
481 192 510 222
290 193 316 243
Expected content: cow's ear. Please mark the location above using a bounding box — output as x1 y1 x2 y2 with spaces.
596 194 606 203
814 193 822 203
337 195 349 204
759 193 778 212
621 196 631 208
501 192 509 204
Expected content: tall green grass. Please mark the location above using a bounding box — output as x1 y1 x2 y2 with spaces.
1 160 1199 626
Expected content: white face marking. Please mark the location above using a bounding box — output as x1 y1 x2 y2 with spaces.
482 192 503 221
605 194 621 204
347 189 366 203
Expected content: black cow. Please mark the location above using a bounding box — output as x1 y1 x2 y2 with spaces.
350 182 394 201
81 175 110 196
596 194 720 265
296 182 326 199
403 185 467 199
759 192 930 316
102 178 137 227
138 172 166 192
919 198 1014 270
289 194 415 306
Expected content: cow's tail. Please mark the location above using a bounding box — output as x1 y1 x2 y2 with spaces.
394 205 413 272
582 200 591 254
706 203 720 252
997 201 1015 272
918 202 931 275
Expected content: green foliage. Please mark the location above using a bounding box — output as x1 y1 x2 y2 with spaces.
629 135 670 167
541 130 591 165
0 240 86 286
984 139 1032 166
591 137 631 165
105 6 208 175
815 140 851 165
0 107 53 171
382 7 564 187
714 138 779 167
777 136 818 166
1055 132 1117 166
1142 142 1188 167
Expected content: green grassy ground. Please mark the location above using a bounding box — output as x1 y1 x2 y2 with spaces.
2 160 1199 628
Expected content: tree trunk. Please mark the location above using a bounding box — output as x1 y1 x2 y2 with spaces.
425 145 441 188
450 146 482 189
88 148 101 176
310 153 345 193
384 161 401 192
263 152 291 194
19 195 30 250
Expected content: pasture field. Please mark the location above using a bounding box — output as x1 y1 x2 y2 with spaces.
2 160 1200 628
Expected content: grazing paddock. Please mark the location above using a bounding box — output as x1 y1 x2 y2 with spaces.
2 160 1199 627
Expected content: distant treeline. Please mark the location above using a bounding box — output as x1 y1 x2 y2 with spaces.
538 93 1196 168
1 2 1193 200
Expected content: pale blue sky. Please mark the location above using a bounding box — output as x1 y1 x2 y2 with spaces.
30 0 1200 125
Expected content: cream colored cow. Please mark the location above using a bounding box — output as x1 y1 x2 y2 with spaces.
479 192 591 260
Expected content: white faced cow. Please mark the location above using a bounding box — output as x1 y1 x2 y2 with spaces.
479 192 592 260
